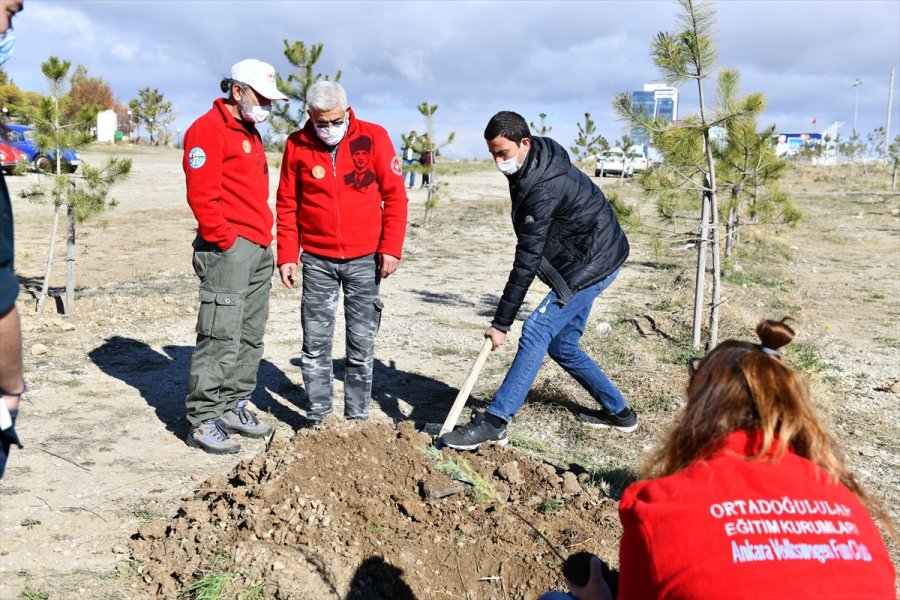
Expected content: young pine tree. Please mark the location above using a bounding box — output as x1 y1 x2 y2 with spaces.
415 102 454 228
271 40 342 133
23 56 132 315
713 69 796 259
529 113 552 136
570 112 608 173
128 87 175 146
614 0 737 350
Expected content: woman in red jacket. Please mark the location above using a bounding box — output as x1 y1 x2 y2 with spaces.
561 318 895 600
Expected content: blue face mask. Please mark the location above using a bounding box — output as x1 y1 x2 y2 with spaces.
0 29 16 66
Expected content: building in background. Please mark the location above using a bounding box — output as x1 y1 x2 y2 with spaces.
630 83 679 157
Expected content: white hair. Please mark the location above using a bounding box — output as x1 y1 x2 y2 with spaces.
306 81 347 112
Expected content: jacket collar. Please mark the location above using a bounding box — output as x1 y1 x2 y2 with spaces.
721 429 789 459
213 98 254 133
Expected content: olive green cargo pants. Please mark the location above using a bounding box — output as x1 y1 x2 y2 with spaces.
185 236 273 427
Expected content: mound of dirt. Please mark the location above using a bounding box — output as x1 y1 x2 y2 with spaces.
130 420 623 599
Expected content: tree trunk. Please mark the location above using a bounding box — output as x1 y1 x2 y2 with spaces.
691 182 710 350
892 161 897 190
36 203 62 315
707 180 722 351
65 203 76 314
725 204 736 260
695 73 721 349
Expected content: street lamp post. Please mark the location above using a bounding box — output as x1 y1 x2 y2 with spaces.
851 78 863 133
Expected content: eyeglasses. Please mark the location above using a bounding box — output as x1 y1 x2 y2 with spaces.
314 116 346 128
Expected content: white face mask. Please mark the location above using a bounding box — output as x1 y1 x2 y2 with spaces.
315 119 348 146
240 96 272 123
496 155 521 175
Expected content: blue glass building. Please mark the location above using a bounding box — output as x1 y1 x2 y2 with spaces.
630 84 679 155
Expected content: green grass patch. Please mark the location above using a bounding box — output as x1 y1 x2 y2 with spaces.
18 586 49 600
723 269 785 290
583 465 638 500
538 498 565 514
508 431 552 454
873 335 900 350
132 503 164 522
783 342 832 374
101 561 141 581
768 298 802 318
20 517 41 529
183 572 234 600
419 446 501 506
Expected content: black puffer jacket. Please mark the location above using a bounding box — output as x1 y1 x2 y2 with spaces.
492 136 629 331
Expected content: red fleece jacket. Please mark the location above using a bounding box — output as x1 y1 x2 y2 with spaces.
275 108 407 264
618 430 895 600
183 99 272 250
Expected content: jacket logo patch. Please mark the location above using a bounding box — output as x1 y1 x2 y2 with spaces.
524 215 535 224
312 165 326 179
188 147 206 169
390 155 402 176
242 140 251 154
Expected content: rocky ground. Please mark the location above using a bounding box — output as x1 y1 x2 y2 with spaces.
0 147 897 598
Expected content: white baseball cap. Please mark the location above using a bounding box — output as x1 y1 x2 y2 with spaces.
230 58 288 101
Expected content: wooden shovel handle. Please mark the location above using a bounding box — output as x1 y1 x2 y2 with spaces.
439 337 493 437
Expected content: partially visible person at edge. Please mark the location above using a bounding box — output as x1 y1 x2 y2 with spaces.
0 0 25 479
400 130 419 190
181 59 288 454
276 81 407 426
441 111 635 451
548 318 896 600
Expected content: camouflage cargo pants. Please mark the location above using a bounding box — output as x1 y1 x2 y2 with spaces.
185 236 273 427
300 252 383 420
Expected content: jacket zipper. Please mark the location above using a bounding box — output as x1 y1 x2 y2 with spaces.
329 146 345 259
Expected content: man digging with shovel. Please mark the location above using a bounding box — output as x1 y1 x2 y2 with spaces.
440 111 637 451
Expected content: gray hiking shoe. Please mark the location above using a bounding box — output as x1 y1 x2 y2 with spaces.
578 406 638 433
186 418 240 454
219 399 273 438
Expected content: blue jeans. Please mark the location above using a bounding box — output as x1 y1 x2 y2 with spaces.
402 159 416 188
487 269 625 423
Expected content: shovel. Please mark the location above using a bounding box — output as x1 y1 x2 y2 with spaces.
423 338 493 439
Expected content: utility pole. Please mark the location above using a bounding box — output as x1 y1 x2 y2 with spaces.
885 67 895 160
851 78 863 133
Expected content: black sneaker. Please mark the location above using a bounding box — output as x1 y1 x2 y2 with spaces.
578 407 638 433
440 411 508 450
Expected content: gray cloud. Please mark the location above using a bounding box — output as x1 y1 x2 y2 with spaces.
7 0 898 157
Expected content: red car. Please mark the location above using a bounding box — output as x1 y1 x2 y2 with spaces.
0 141 27 174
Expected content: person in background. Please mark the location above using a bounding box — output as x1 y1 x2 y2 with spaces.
182 59 288 454
276 81 407 426
0 0 25 479
551 318 896 600
418 133 433 189
400 130 419 190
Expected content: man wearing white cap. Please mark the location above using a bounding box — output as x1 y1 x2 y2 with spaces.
181 59 288 454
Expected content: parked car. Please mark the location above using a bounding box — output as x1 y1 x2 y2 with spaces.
627 148 649 173
595 148 633 178
3 123 81 173
0 142 28 174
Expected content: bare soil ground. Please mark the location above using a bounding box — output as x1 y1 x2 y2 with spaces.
0 147 897 599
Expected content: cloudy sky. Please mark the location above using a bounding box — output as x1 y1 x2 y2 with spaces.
7 0 900 158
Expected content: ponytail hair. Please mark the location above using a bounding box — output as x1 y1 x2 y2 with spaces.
643 318 892 536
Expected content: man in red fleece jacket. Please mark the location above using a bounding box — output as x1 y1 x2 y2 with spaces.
182 59 287 454
276 81 407 425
